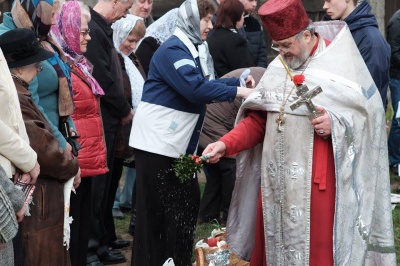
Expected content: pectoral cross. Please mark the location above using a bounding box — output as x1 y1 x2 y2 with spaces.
276 113 285 132
290 84 323 120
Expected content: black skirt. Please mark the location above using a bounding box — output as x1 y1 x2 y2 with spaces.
132 148 200 266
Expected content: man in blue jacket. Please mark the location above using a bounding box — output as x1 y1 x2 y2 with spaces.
387 9 400 179
323 0 390 108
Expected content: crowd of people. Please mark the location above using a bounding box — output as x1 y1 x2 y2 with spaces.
0 0 398 265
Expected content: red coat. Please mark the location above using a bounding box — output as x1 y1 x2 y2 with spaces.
71 66 108 178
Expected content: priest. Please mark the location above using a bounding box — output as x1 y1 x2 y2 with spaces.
202 0 396 265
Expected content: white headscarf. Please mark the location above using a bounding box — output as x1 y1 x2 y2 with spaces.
176 0 215 80
112 14 145 112
140 8 178 46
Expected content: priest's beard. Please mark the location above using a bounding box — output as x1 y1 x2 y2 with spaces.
283 42 311 70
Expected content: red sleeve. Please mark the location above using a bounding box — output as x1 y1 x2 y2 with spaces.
219 111 267 156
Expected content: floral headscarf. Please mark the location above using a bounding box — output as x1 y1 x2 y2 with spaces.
141 8 178 45
112 15 145 112
53 1 104 96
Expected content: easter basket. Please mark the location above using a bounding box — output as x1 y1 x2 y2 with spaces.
195 231 249 266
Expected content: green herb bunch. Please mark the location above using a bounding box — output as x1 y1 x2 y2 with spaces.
173 154 204 183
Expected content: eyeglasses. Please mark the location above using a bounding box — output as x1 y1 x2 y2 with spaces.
80 29 91 37
271 42 294 53
270 33 303 53
35 63 43 73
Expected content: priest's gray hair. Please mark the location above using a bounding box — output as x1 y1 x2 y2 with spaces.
296 20 315 38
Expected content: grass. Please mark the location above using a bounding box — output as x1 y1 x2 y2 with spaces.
393 207 400 264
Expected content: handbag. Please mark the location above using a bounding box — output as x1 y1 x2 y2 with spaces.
60 120 81 157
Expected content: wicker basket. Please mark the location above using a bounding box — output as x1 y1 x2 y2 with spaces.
195 247 250 266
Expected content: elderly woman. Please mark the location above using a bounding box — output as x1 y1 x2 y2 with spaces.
106 13 146 254
207 0 253 77
51 1 109 265
0 28 79 266
0 29 40 266
129 0 254 264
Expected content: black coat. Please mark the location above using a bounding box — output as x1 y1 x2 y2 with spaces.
84 8 131 127
136 37 160 77
388 9 400 80
238 16 268 68
207 27 253 77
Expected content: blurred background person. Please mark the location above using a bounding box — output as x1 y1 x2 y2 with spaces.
323 0 390 107
238 0 267 68
207 0 252 77
209 0 267 68
387 9 400 182
129 0 153 26
135 8 178 76
198 67 264 227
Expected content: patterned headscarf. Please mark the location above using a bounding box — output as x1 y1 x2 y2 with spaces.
176 0 215 80
141 8 178 45
112 15 145 112
53 1 104 96
11 0 75 116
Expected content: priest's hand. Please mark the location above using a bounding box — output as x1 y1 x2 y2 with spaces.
311 106 331 138
245 75 255 88
202 141 226 163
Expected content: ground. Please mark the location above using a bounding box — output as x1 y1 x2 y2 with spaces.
114 162 400 265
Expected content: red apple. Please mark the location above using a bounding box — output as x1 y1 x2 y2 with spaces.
207 237 218 247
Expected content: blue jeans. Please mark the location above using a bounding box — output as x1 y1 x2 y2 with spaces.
388 78 400 167
113 167 136 209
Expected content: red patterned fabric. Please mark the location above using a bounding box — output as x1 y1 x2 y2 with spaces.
258 0 309 41
221 114 335 266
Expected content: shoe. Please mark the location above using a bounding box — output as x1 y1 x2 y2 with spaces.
128 224 135 236
99 253 126 265
119 204 132 212
112 208 125 219
109 239 130 249
109 249 122 256
87 261 104 266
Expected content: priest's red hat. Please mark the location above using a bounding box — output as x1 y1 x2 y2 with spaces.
258 0 309 41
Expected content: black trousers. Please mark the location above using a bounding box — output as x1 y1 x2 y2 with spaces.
198 157 236 222
105 157 124 243
88 121 120 263
70 178 92 266
132 149 200 266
